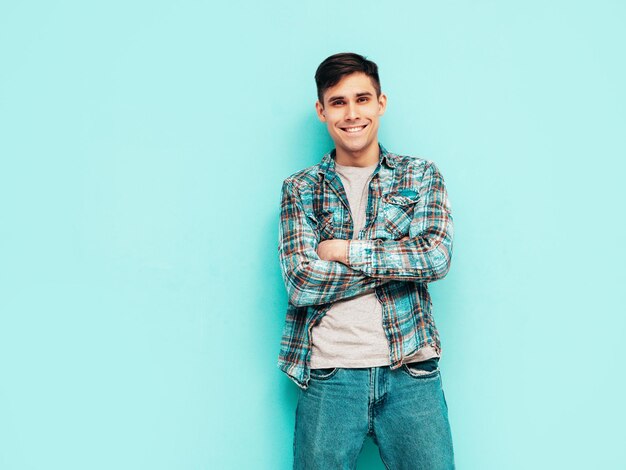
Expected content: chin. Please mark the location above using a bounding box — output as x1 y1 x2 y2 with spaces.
345 139 371 153
337 143 362 154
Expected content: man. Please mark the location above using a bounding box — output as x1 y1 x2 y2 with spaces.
277 52 455 469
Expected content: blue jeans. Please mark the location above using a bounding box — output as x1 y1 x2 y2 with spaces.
293 360 455 469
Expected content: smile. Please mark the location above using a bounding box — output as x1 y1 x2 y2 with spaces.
340 124 368 134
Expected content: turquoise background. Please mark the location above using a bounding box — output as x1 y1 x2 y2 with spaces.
1 1 625 468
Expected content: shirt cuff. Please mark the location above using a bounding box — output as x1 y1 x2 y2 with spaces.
348 239 376 274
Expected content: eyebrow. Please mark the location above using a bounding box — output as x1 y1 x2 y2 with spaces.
327 91 374 102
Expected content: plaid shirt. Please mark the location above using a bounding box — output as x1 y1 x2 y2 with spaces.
277 144 453 389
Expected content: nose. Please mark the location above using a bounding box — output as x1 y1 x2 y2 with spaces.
345 101 359 120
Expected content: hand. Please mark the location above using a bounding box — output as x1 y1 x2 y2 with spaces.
317 239 349 265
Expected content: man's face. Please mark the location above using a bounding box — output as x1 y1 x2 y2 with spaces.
315 72 387 159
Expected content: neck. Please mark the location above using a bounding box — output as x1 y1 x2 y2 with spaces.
334 141 380 167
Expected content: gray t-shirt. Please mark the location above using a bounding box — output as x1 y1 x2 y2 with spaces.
310 161 439 368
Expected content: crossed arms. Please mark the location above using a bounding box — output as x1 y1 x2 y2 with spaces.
278 162 453 308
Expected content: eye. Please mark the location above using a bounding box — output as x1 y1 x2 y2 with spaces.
358 97 369 103
332 100 345 106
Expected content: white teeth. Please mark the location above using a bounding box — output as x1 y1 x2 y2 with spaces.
344 126 365 133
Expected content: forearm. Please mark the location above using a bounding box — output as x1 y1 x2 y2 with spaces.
280 257 384 307
347 229 453 282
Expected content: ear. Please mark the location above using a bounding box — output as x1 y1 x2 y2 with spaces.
377 93 387 116
315 100 327 122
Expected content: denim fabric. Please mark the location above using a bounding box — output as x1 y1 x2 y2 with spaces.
293 360 454 470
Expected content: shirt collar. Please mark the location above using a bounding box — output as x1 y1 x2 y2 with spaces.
318 143 396 177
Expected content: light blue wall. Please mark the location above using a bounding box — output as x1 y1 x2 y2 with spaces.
1 1 625 469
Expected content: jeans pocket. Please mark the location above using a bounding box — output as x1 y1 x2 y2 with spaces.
309 367 339 381
402 358 440 379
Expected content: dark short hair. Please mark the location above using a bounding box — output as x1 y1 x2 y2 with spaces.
314 52 381 105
